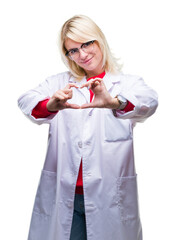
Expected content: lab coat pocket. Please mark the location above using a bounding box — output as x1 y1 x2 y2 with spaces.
33 170 57 217
117 175 139 222
104 111 132 141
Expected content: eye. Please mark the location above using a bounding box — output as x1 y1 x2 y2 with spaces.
69 48 79 55
82 41 92 48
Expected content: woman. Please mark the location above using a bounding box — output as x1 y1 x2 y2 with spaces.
18 15 158 240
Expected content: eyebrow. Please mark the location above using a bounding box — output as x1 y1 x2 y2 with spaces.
67 47 79 52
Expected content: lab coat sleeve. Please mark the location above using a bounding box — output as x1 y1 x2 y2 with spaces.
113 75 158 122
18 75 59 125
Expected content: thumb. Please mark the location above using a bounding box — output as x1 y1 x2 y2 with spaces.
65 103 80 109
80 103 95 109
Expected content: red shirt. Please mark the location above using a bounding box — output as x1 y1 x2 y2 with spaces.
31 72 134 194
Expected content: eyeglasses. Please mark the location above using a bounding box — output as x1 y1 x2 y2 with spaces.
65 40 95 60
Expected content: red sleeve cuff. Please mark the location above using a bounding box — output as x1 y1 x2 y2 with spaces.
122 101 135 113
32 99 58 119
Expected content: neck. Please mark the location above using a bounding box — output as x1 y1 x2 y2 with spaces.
86 68 105 79
86 71 106 81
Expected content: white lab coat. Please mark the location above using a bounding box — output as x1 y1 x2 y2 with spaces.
18 71 158 240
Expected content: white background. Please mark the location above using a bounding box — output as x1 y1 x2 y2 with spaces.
0 0 176 239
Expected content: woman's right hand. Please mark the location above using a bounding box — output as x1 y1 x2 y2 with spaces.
46 83 80 111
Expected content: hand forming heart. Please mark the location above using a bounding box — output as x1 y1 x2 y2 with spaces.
46 78 120 112
80 78 120 109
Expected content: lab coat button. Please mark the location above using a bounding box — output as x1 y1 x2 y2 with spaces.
78 141 82 148
66 201 73 208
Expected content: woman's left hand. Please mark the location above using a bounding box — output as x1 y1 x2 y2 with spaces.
80 78 120 109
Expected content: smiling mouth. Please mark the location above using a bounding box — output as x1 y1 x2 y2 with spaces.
82 57 93 64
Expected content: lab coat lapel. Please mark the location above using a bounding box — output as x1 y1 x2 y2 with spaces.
103 72 121 91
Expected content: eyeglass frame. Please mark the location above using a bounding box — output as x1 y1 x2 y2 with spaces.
65 40 95 60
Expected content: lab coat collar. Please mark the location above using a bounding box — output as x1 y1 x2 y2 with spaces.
103 72 122 91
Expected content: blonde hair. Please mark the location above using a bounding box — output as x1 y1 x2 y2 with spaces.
59 15 122 80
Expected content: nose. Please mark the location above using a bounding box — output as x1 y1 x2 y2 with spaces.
79 49 88 59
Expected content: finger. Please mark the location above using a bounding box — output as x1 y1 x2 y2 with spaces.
80 82 89 89
92 81 101 87
55 91 68 100
89 78 102 85
63 89 73 99
63 88 72 94
92 77 103 82
80 81 96 90
80 78 102 89
87 81 100 90
80 103 95 109
65 103 80 109
64 83 79 90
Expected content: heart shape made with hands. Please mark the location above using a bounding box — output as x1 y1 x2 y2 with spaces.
47 78 120 111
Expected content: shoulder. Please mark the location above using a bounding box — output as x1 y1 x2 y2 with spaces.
46 71 73 82
112 72 141 80
106 71 143 85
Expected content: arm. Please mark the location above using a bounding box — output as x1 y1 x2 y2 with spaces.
18 74 80 124
113 76 158 122
18 77 56 125
32 82 80 119
80 76 158 122
31 99 58 119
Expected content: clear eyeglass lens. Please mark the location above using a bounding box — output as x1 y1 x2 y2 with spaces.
68 41 94 60
82 41 94 53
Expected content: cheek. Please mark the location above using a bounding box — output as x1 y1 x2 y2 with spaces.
94 51 103 65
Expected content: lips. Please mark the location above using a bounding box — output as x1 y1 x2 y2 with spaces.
82 57 93 64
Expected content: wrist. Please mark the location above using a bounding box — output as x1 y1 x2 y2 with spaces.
46 100 52 112
115 95 127 110
46 99 58 113
109 97 121 109
112 95 128 111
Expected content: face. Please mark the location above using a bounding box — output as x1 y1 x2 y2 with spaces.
64 38 105 78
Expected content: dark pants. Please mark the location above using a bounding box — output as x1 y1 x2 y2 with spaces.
70 194 87 240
